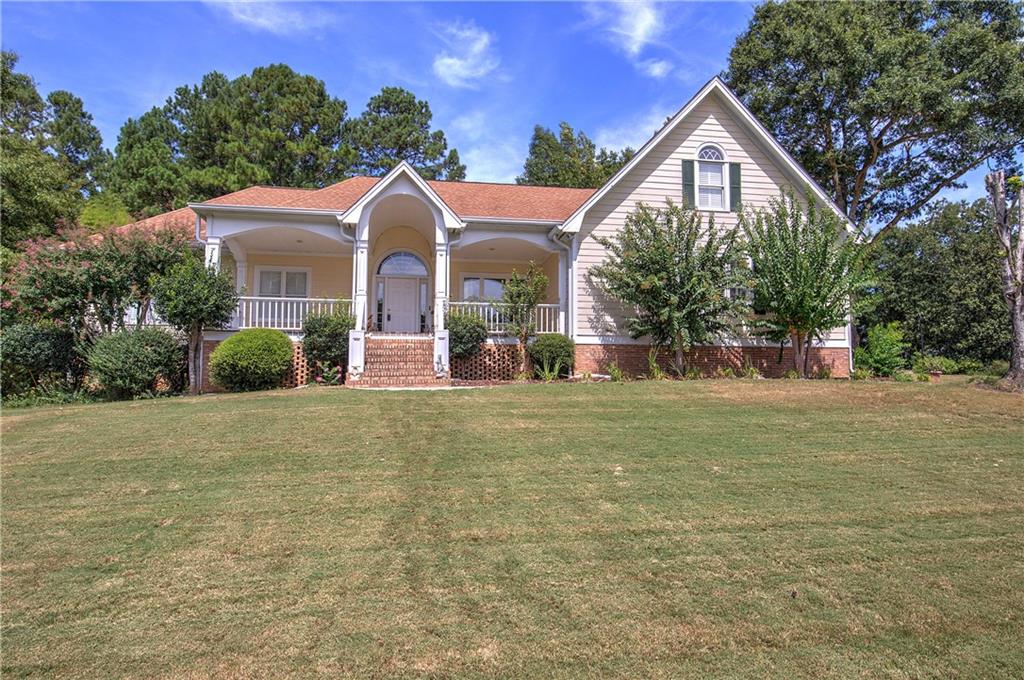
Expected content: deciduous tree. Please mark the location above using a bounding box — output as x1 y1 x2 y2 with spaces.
726 1 1024 234
861 200 1011 363
502 262 549 375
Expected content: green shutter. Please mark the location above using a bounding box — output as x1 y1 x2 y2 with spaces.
682 160 695 208
729 163 742 211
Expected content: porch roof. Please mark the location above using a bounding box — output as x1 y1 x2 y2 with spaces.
118 177 595 240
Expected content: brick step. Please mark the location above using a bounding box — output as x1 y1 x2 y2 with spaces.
361 369 439 376
365 352 435 359
349 378 451 388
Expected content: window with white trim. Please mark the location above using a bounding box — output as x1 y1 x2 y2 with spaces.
697 146 726 210
461 276 507 301
257 268 309 298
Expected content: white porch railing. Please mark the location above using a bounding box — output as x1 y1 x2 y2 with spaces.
232 296 353 331
446 301 562 335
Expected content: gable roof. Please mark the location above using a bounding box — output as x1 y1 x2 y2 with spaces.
335 161 465 231
558 76 854 233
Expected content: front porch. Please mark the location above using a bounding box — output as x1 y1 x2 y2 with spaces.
194 165 572 386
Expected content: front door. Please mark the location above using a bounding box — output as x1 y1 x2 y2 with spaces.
384 277 419 332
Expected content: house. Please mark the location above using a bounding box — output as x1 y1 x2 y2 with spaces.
128 77 854 387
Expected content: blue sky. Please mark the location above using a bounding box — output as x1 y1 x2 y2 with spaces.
1 1 993 200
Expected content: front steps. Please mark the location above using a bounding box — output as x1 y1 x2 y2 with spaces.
347 335 451 388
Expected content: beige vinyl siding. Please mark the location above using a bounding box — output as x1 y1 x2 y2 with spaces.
576 91 846 341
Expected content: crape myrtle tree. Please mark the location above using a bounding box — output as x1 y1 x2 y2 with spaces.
726 0 1024 234
501 262 549 375
151 257 238 394
984 169 1024 389
591 201 749 375
740 192 869 377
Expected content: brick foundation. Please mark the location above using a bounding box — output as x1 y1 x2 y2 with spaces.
452 343 522 381
574 344 850 379
200 339 311 392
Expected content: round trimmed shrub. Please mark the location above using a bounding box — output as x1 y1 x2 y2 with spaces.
87 328 185 399
447 311 488 360
209 328 293 391
527 334 575 377
1 322 80 394
302 309 356 377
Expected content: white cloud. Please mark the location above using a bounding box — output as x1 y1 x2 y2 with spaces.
432 21 500 88
462 140 523 183
594 104 674 151
583 1 674 79
206 2 336 36
450 110 488 141
639 59 672 79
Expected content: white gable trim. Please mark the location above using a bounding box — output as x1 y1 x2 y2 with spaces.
338 161 465 232
558 77 854 233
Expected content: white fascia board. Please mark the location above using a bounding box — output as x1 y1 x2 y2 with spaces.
557 77 855 234
188 203 342 218
463 216 563 227
338 161 465 231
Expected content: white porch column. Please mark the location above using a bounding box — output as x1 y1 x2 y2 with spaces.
204 236 222 272
433 241 449 331
558 249 568 335
352 237 369 331
234 259 247 293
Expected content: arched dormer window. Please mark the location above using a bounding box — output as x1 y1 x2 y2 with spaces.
697 145 726 210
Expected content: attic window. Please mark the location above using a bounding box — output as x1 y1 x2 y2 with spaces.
697 145 726 210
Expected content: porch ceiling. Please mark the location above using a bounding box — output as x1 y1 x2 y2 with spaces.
227 227 349 257
453 237 553 262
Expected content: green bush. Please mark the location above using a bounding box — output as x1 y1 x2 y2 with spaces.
302 309 355 378
892 369 917 383
210 328 293 391
986 359 1010 376
955 357 984 374
447 311 488 360
851 367 872 380
912 354 958 374
527 334 575 378
87 328 185 399
1 322 81 395
856 323 908 377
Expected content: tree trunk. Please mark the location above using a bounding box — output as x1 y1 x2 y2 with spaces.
188 330 203 395
674 344 686 377
986 170 1024 390
519 333 530 377
791 331 806 378
1007 290 1024 388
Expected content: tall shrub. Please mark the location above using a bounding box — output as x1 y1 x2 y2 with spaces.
0 322 81 394
302 308 356 378
87 328 185 399
151 258 238 394
446 311 488 360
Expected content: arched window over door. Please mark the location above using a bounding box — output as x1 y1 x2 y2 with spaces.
377 251 428 277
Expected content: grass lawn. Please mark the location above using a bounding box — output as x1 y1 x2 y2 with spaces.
2 379 1023 678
